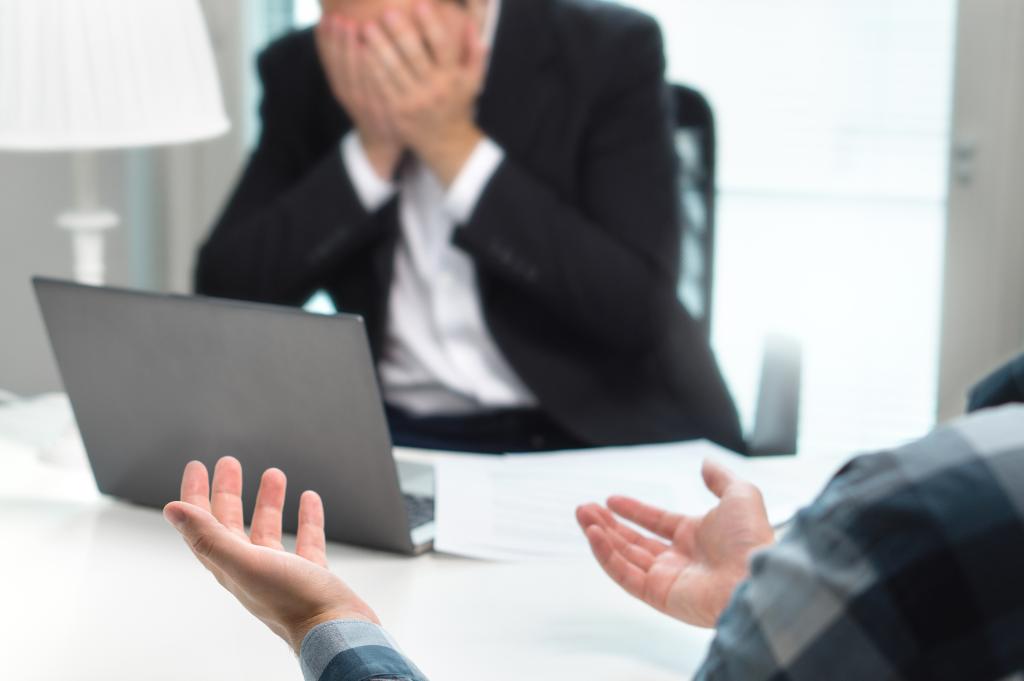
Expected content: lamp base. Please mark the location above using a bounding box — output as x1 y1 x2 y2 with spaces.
56 208 119 286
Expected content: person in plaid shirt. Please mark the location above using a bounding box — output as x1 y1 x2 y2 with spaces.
164 357 1024 680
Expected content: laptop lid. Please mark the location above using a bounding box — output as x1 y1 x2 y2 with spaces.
33 277 416 554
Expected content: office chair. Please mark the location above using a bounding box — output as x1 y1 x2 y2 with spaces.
672 84 802 456
673 85 717 342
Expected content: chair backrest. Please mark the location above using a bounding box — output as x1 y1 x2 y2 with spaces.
672 84 717 342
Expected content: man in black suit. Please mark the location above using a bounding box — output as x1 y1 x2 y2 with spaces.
196 0 743 453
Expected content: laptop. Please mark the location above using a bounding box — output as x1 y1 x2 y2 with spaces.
33 277 436 555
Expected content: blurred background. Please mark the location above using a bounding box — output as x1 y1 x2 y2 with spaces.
2 0 1022 457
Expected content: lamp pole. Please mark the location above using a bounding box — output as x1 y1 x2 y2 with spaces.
56 152 119 286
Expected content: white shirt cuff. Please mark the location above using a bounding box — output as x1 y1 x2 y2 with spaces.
444 137 505 224
340 130 397 212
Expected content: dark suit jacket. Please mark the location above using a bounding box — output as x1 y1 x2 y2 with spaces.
195 0 745 452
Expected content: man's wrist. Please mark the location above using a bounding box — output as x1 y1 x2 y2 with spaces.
708 572 749 626
289 610 379 655
706 539 776 626
359 133 403 181
414 121 484 187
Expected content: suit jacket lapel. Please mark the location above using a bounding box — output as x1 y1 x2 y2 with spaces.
476 0 557 159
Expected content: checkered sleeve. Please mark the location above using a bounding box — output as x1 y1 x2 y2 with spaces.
300 620 429 681
695 404 1024 681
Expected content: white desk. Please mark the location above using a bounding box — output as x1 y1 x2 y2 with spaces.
0 396 716 681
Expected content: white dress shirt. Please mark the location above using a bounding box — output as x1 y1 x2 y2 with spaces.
339 0 536 416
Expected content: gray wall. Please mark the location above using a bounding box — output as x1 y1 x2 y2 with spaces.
0 0 249 398
0 152 134 395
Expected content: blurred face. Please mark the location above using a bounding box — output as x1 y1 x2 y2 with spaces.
320 0 476 34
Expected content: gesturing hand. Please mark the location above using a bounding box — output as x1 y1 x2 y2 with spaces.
163 457 379 653
316 14 403 180
362 1 488 186
576 460 775 628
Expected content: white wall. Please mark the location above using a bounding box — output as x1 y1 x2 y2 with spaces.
937 0 1024 419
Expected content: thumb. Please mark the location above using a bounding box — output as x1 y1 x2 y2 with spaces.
701 459 740 499
164 501 253 577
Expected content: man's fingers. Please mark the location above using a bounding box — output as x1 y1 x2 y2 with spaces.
607 496 683 541
584 505 659 570
179 460 211 512
584 526 647 601
250 468 287 550
362 67 392 129
366 49 405 109
460 15 487 82
318 14 362 112
296 490 328 568
211 456 247 536
177 461 229 583
577 503 669 557
363 22 415 93
382 10 433 79
164 501 256 578
594 505 670 557
414 0 456 68
466 0 488 32
575 503 606 530
316 15 343 63
315 13 333 44
600 522 656 570
340 19 361 85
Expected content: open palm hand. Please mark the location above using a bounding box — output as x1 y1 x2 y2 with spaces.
163 457 378 653
576 459 774 627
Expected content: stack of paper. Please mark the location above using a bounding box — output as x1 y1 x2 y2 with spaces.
433 440 847 561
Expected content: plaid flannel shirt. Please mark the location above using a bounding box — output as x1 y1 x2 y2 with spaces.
300 619 428 681
300 405 1024 681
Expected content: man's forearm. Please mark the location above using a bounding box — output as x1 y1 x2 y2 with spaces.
359 134 404 183
197 144 388 305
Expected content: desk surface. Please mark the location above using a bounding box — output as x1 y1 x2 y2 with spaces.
0 398 717 681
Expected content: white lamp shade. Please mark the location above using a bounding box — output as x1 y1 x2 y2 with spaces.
0 0 230 150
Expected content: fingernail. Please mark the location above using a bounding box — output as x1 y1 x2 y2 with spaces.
386 10 401 25
164 505 186 529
